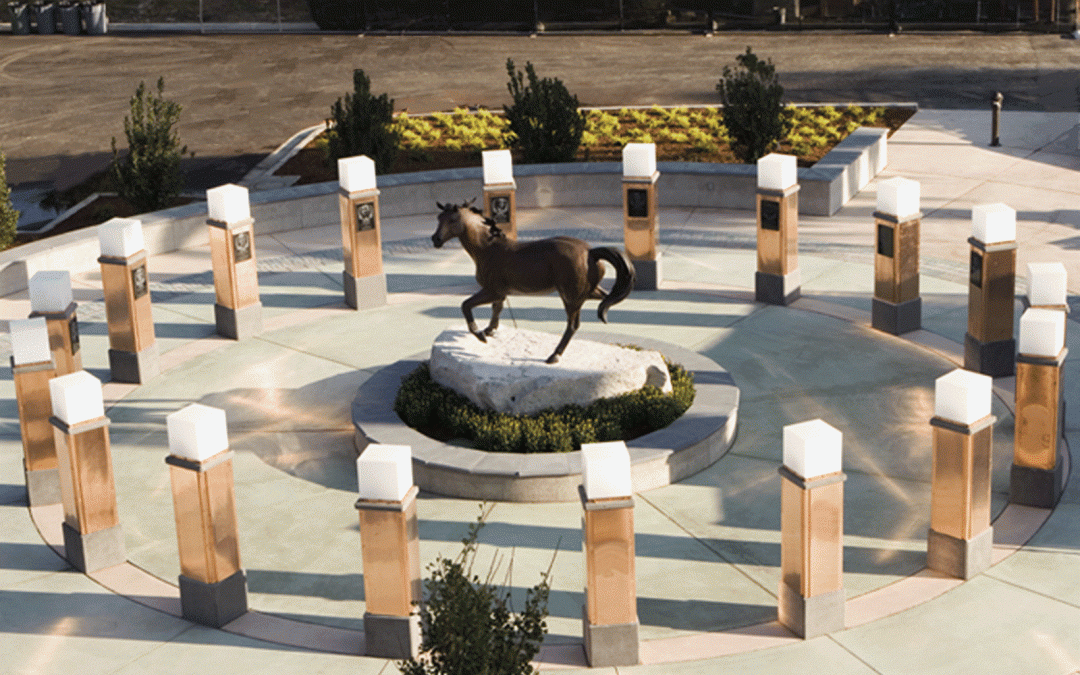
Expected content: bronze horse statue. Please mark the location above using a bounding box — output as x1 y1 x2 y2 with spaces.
431 201 635 364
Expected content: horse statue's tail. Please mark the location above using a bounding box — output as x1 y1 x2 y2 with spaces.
590 247 636 324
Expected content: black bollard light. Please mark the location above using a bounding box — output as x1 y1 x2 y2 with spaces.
991 92 1003 147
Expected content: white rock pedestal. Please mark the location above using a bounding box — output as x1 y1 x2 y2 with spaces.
430 327 672 415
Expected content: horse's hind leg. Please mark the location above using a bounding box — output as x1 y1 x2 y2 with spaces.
547 303 583 364
483 299 504 337
462 288 500 343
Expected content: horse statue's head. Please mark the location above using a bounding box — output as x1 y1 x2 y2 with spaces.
432 199 504 248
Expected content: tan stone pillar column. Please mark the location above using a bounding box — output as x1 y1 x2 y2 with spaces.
28 270 81 376
756 153 800 305
10 317 60 506
98 217 159 383
623 143 660 291
482 149 517 241
207 184 262 339
965 203 1017 377
338 155 388 309
872 177 921 335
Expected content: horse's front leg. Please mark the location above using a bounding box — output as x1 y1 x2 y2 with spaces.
484 299 504 337
462 288 501 343
547 304 583 364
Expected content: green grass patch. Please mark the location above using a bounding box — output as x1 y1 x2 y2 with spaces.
394 359 696 454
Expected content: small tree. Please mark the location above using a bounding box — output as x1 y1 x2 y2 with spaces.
0 150 18 251
503 59 585 164
110 77 187 213
326 69 399 174
716 47 788 164
399 506 555 675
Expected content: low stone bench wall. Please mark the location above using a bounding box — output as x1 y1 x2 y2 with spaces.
0 127 887 299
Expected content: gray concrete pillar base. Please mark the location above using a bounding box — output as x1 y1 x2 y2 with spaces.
755 269 801 306
777 583 845 639
1010 450 1066 509
62 521 126 573
964 333 1015 377
582 605 640 667
631 255 661 291
25 466 61 507
179 570 249 628
108 344 160 384
215 302 263 340
927 526 993 580
344 271 388 310
872 296 922 335
363 611 421 659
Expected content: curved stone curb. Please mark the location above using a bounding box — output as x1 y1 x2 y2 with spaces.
352 333 739 502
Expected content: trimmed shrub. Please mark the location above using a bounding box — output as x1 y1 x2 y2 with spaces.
394 359 695 454
0 150 17 251
326 69 399 174
503 59 586 164
109 77 186 213
716 47 788 163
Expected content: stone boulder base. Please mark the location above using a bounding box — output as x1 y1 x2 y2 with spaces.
430 327 672 416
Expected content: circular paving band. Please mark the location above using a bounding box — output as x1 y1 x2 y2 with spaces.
352 333 740 502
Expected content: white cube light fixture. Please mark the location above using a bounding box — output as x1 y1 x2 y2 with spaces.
876 177 920 219
166 404 230 462
356 444 413 502
581 441 633 500
1027 262 1067 307
338 155 377 193
757 153 797 191
934 369 992 425
206 184 251 224
622 143 657 179
482 149 514 185
971 203 1016 245
1018 307 1066 358
9 317 52 366
49 370 104 425
782 419 842 480
29 270 73 314
98 217 145 259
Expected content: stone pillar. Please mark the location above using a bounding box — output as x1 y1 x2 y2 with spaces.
166 403 248 627
756 153 800 306
1011 308 1067 508
622 143 661 291
355 444 421 659
338 155 388 310
927 369 995 579
98 217 159 383
482 149 517 241
10 317 60 506
872 177 922 335
50 371 125 573
207 184 262 340
580 441 640 667
965 203 1017 377
778 419 845 639
28 270 81 377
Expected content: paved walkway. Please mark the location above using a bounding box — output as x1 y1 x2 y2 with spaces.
1 109 1080 674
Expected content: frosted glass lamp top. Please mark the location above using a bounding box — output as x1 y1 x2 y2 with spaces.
581 441 633 499
167 404 229 462
98 217 145 258
206 184 251 223
934 369 992 425
9 317 52 366
482 149 514 185
1027 262 1067 307
1018 307 1066 358
356 444 413 501
876 177 920 218
29 270 72 313
49 370 104 425
782 419 842 480
971 203 1016 244
622 143 656 178
757 153 797 190
338 155 377 193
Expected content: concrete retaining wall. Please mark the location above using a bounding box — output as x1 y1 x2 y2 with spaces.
0 127 887 298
